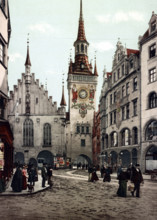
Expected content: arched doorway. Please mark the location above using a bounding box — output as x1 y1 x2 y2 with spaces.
14 152 24 165
37 151 54 169
146 145 157 171
29 158 37 168
73 154 92 169
119 150 130 167
132 148 137 166
110 151 118 170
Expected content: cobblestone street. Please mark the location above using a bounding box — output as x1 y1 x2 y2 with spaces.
0 170 157 220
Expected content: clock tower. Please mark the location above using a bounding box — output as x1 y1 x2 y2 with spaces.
66 0 98 165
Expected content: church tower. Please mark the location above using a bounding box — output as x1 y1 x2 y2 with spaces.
67 0 98 165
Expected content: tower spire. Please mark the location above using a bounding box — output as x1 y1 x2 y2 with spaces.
94 52 98 76
25 33 31 66
60 73 66 107
76 0 87 42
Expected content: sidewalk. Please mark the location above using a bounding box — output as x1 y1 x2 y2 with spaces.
0 173 50 196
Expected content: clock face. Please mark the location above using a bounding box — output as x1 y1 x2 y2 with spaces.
79 89 88 99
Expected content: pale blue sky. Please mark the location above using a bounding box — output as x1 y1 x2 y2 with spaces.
8 0 157 108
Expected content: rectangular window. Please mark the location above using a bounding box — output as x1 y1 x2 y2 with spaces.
149 44 156 58
110 94 112 105
122 106 125 120
133 99 137 116
81 139 85 147
110 112 112 125
122 64 124 76
19 98 21 104
122 86 125 98
114 91 116 103
114 72 116 82
76 125 80 133
149 68 156 83
117 68 120 79
126 82 129 95
36 98 38 104
151 20 156 32
114 111 116 124
126 104 129 119
81 126 85 134
86 126 89 134
130 59 133 69
0 42 4 63
133 77 137 91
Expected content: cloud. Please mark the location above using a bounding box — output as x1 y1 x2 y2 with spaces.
91 41 114 52
9 53 24 62
96 11 144 24
29 23 55 34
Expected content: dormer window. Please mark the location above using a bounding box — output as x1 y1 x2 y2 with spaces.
151 20 156 32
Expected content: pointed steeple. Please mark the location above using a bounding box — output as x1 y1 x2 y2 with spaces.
60 74 66 107
25 34 31 67
72 0 91 75
94 60 98 76
76 0 87 42
94 53 98 76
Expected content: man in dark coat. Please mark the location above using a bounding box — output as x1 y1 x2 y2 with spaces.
131 164 144 198
11 164 23 192
41 163 47 187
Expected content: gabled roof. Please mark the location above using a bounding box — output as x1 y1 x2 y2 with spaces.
126 49 139 57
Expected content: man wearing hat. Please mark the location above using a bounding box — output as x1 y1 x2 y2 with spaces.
131 164 144 197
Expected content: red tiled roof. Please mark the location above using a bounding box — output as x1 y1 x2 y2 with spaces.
127 48 139 57
107 72 112 78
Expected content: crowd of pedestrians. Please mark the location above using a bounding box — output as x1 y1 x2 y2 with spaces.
87 162 144 198
10 161 144 198
11 162 53 192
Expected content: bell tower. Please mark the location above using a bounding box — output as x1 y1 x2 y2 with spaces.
67 0 98 164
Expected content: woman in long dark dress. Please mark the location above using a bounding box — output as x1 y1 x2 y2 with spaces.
11 164 23 192
91 166 99 182
117 168 128 197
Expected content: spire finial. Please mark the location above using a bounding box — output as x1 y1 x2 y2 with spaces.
25 33 31 66
60 73 66 107
80 0 83 21
27 33 29 47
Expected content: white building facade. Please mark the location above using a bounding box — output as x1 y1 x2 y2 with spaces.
140 12 157 172
100 40 140 168
8 43 66 167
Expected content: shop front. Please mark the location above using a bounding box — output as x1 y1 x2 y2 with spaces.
0 119 14 192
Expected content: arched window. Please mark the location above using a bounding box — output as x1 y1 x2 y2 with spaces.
85 45 87 53
149 92 157 109
105 134 108 148
110 132 118 147
77 45 79 53
43 123 51 146
146 121 157 140
133 127 138 144
81 44 84 52
23 119 34 146
121 129 130 146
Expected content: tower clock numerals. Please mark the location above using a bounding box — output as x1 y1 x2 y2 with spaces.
79 89 88 99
